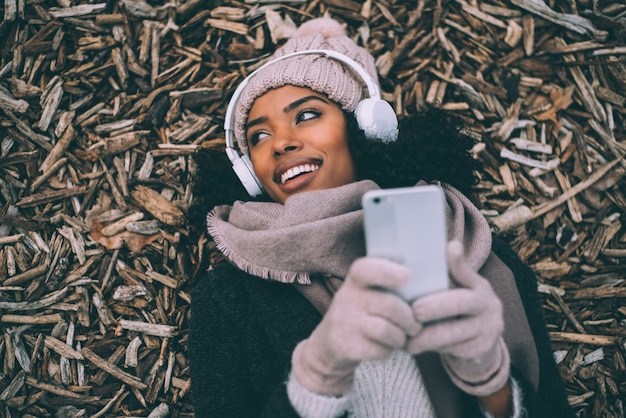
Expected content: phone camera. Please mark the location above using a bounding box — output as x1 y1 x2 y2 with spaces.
373 197 381 204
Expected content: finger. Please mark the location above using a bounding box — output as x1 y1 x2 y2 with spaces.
411 288 484 323
437 334 496 360
405 317 480 355
366 292 421 336
361 316 408 351
415 315 501 359
348 257 410 290
447 240 486 289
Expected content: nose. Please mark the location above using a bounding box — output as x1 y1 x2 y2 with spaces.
272 127 301 157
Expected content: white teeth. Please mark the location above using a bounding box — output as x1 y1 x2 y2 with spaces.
280 164 320 184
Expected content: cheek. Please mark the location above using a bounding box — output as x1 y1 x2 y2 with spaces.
249 153 273 190
341 157 356 182
249 148 268 173
332 139 356 181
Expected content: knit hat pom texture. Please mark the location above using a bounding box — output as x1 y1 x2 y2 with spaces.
294 17 347 38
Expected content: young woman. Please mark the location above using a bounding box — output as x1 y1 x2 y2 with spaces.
188 17 574 418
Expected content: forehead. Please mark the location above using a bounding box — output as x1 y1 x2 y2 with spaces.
249 85 336 114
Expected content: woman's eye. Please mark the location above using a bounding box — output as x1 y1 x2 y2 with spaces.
296 110 320 123
249 131 269 146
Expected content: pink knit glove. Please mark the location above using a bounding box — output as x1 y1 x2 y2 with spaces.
292 257 421 396
405 241 510 396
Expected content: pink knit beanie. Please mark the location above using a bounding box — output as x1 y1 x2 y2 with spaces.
233 17 379 156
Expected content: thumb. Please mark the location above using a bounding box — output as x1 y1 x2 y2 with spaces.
447 240 484 289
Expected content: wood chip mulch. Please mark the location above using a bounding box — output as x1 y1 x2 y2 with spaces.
0 0 624 416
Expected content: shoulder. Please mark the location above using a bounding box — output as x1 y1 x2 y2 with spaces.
189 262 257 337
189 262 246 336
192 261 246 301
190 264 235 321
192 262 301 300
191 262 321 323
490 240 535 282
492 239 538 305
190 261 322 361
486 240 544 331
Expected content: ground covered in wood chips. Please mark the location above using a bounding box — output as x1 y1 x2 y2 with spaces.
0 0 625 416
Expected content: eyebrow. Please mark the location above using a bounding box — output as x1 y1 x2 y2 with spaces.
283 95 329 113
246 95 329 131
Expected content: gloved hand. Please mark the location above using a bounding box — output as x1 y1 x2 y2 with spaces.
292 257 421 396
405 240 510 396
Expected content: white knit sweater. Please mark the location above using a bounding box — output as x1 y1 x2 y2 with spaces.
288 350 435 417
287 350 523 418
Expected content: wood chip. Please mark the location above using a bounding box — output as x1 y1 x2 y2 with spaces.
80 347 147 390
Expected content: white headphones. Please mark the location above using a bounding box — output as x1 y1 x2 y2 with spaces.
224 49 399 197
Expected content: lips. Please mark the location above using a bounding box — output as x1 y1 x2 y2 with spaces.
280 163 320 184
274 158 321 182
272 158 323 195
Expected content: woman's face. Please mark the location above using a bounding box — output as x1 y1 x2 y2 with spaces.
246 85 355 204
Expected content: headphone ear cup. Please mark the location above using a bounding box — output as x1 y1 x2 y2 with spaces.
231 155 264 197
354 98 399 143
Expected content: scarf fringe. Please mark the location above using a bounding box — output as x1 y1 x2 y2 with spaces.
206 207 312 285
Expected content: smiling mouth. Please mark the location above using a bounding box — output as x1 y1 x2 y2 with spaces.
280 164 320 184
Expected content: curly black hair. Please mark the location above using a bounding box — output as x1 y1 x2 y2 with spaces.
188 107 479 233
349 107 479 194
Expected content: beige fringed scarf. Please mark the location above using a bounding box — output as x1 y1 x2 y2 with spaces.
207 180 539 417
207 180 490 279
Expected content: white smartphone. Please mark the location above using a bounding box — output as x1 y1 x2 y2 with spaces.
362 185 449 301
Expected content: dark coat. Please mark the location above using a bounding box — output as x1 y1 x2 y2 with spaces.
189 241 574 418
